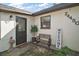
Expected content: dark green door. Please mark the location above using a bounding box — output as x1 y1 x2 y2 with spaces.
16 16 27 45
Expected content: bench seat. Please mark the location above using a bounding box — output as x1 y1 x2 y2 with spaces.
36 34 51 49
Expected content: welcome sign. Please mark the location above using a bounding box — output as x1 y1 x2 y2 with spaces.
56 29 62 49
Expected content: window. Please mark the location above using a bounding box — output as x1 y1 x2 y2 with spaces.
40 15 51 29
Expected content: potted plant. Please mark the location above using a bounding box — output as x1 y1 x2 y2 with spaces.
31 25 38 42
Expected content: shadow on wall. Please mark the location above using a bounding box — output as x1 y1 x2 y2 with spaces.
0 20 16 52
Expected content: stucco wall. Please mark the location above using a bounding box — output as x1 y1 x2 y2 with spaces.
0 6 79 52
34 6 79 51
0 12 33 52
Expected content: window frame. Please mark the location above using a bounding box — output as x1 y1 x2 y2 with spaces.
40 15 51 29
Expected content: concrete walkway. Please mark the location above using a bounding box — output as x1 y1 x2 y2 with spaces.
2 43 34 56
2 43 49 56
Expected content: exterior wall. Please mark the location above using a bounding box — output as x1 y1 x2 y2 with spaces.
0 6 79 52
34 6 79 51
0 12 33 52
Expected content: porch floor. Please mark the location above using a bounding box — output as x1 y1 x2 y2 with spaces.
1 43 79 56
1 43 54 56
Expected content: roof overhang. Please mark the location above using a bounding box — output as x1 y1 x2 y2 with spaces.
0 9 32 16
0 4 32 16
0 3 79 16
32 3 79 16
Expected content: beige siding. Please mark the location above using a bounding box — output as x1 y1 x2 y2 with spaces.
0 6 79 52
34 6 79 51
0 13 1 39
0 12 33 52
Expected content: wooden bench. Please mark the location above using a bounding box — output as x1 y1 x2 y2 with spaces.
36 34 51 49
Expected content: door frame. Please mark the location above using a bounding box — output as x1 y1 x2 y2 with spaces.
16 16 27 46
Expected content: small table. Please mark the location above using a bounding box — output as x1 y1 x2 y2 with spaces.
32 37 36 43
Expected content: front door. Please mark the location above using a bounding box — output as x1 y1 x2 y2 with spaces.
16 16 27 45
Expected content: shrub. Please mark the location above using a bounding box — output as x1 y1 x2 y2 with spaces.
31 25 38 33
52 47 73 56
31 25 38 37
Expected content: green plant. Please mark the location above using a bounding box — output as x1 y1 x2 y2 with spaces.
0 50 8 56
31 25 38 36
31 25 38 32
52 47 73 56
